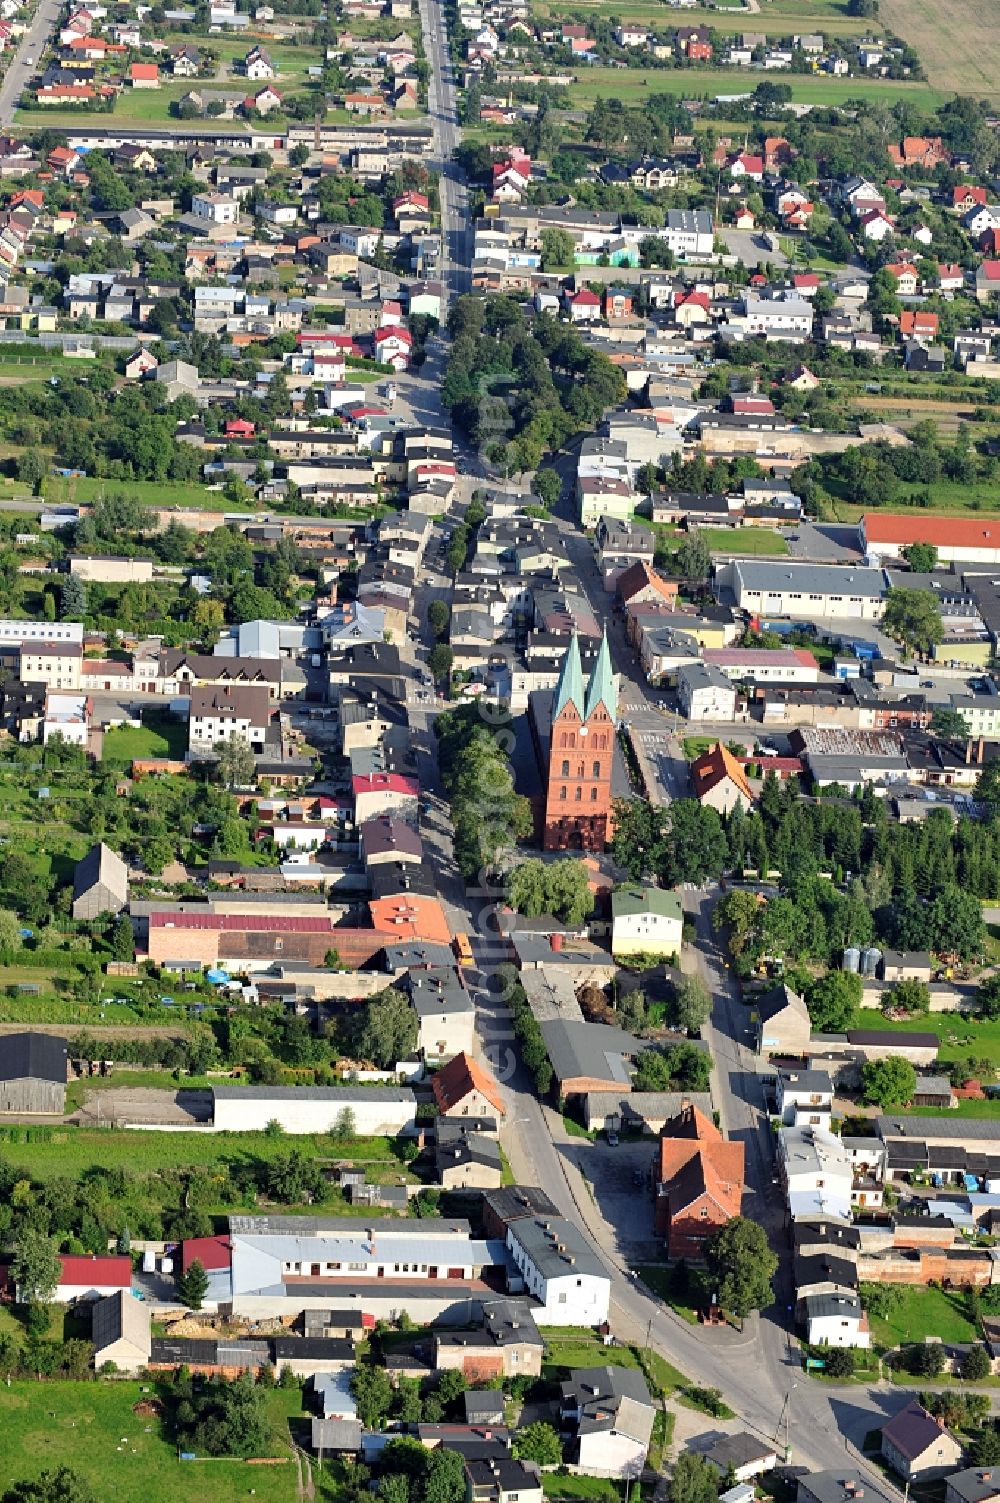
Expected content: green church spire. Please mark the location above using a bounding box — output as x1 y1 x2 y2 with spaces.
553 633 585 719
585 630 617 722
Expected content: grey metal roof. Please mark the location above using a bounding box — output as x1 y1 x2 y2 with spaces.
706 1433 778 1470
0 1031 67 1085
539 1019 647 1087
797 1470 895 1503
879 1114 1000 1139
803 1291 863 1321
734 560 885 599
508 1214 605 1282
214 1085 415 1102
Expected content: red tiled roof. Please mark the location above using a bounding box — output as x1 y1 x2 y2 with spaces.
181 1235 232 1273
149 912 335 932
59 1255 131 1287
432 1051 506 1117
353 772 419 796
862 512 1000 548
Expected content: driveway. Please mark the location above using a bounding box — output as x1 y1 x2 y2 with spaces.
785 523 865 561
564 1135 660 1263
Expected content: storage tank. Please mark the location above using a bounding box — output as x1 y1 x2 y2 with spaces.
861 947 882 978
843 947 860 973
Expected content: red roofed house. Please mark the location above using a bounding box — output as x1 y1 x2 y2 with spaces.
247 85 282 114
225 418 255 438
616 560 679 609
885 261 919 296
763 135 792 169
47 145 80 177
899 309 938 340
654 1104 744 1258
568 288 601 324
394 190 429 214
937 263 964 293
130 62 160 87
51 1255 132 1302
783 203 814 230
681 32 712 59
729 152 764 182
373 324 412 370
730 394 775 416
370 889 451 945
432 1050 507 1119
953 185 988 212
353 770 420 823
37 83 95 103
888 135 948 170
690 742 753 815
66 33 107 56
859 208 894 241
734 205 756 230
675 289 711 328
791 272 820 298
977 259 1000 302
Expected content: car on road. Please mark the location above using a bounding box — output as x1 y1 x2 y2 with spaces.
606 1131 619 1146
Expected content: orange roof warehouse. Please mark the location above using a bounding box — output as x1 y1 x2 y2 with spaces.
861 512 1000 565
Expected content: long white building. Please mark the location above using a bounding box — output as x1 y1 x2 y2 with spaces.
506 1215 610 1327
718 560 886 621
212 1085 418 1136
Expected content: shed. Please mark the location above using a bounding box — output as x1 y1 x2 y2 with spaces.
0 1031 67 1114
91 1289 152 1374
72 841 128 920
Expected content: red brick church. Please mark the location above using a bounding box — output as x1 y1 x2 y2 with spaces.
530 632 617 852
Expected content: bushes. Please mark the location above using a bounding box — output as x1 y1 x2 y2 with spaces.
497 964 553 1096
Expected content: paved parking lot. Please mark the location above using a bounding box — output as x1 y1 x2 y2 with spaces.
568 1136 659 1262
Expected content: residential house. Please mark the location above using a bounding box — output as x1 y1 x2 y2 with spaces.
92 1290 152 1373
881 1402 963 1482
706 1436 779 1483
677 663 738 723
610 886 683 959
560 1366 655 1479
654 1104 744 1259
432 1051 507 1120
690 742 752 815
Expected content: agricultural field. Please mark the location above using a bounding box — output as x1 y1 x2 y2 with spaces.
0 1381 316 1503
879 0 1000 100
528 0 870 32
562 65 946 111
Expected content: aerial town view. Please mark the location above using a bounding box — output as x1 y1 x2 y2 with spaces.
3 0 1000 1493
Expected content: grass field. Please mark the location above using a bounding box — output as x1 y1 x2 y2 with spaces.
102 715 188 763
0 1381 315 1503
846 1008 1000 1067
879 0 1000 100
821 485 1000 523
543 1477 619 1502
866 1285 978 1349
42 475 227 512
563 64 946 109
0 1125 402 1179
529 0 868 31
700 527 790 556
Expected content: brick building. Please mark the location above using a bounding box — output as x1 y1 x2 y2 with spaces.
654 1103 744 1258
531 633 617 852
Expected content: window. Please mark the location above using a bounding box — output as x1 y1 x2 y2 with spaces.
558 1293 566 1303
592 760 600 777
591 788 598 801
575 787 582 801
559 786 567 801
561 760 569 776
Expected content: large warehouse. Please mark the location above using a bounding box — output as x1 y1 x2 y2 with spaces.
717 560 886 621
212 1084 418 1136
860 513 1000 566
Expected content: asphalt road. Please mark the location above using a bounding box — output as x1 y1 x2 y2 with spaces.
0 0 62 126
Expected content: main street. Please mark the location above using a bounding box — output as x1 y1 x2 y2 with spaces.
0 0 61 126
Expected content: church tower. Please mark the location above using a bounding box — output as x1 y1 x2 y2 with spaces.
543 632 617 851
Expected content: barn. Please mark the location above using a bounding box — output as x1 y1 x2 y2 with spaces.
0 1032 67 1113
72 841 129 920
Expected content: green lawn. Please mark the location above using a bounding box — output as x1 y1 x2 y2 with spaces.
682 736 715 761
701 527 790 557
102 715 188 763
821 483 1000 524
543 1477 619 1503
866 1285 978 1349
0 1381 313 1503
0 1125 401 1179
563 65 946 109
532 0 867 29
637 1264 700 1324
846 1009 1000 1068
